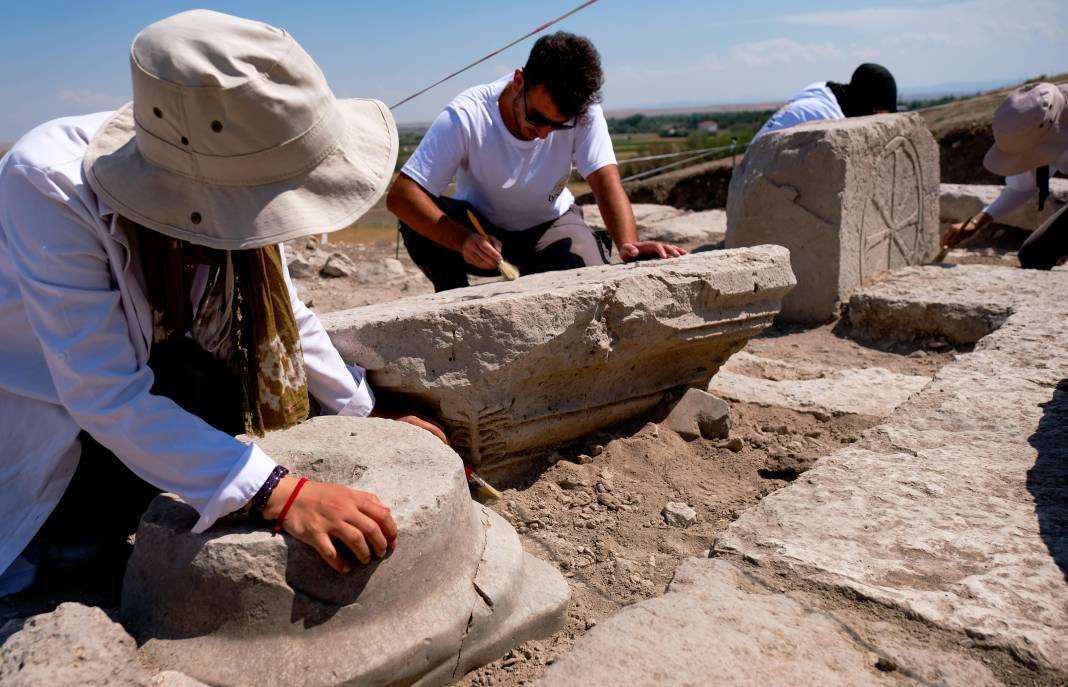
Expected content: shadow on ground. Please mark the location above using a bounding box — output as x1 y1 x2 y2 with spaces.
1027 380 1068 583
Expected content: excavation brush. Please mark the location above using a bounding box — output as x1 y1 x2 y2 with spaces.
467 209 520 281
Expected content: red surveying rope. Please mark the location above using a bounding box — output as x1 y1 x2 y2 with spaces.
390 0 600 110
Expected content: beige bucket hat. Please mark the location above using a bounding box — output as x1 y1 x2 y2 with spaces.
984 82 1068 177
83 10 398 250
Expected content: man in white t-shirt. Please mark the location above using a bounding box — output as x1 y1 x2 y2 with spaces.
754 63 898 140
387 32 686 291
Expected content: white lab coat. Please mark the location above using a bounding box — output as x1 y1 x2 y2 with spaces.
0 112 374 576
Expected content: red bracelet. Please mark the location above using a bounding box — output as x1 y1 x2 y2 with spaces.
273 477 308 534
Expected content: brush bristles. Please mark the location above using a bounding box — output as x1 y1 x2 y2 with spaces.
498 260 520 281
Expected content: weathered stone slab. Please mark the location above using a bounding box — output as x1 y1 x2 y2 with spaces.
535 558 981 687
123 417 568 687
727 113 940 322
710 352 930 418
0 602 149 686
717 265 1068 673
845 265 1015 345
321 248 794 469
582 204 726 245
940 182 1067 232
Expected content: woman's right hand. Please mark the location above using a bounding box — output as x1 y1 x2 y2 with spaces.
263 476 398 573
947 212 993 248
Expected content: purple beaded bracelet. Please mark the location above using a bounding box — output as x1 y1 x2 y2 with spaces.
250 465 290 517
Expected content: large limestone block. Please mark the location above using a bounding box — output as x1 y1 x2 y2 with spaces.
321 248 794 469
122 417 568 687
0 603 149 687
727 113 940 322
534 558 1000 686
718 266 1068 672
845 265 1016 345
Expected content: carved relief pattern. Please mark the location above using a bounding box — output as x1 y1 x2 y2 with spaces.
859 135 925 282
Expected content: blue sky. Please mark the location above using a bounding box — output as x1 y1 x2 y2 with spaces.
0 0 1064 141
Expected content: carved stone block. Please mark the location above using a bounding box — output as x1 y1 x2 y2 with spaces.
122 417 568 687
726 113 940 322
320 248 795 470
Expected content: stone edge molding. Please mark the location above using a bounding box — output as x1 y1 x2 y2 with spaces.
320 247 795 469
121 417 569 686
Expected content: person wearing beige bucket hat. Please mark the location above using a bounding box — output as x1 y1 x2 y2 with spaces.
0 10 442 596
946 82 1068 269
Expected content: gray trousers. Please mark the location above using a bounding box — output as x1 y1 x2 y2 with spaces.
400 196 610 291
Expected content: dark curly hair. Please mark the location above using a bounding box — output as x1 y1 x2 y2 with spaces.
522 32 603 120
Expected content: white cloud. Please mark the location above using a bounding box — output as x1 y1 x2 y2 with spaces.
725 38 842 67
57 89 128 110
603 0 1065 111
779 0 1067 42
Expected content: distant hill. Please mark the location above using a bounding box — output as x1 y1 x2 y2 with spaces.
0 144 10 158
919 71 1068 184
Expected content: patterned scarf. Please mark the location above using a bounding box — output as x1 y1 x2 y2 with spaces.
134 221 309 436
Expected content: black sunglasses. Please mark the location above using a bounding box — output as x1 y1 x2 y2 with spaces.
522 84 576 130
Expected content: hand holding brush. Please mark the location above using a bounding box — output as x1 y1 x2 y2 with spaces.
466 209 519 281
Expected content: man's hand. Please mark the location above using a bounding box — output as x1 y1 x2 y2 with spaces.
461 232 503 269
391 414 450 444
370 407 450 444
620 241 688 262
263 477 397 573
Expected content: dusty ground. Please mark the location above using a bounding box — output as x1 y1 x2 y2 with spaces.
0 230 982 685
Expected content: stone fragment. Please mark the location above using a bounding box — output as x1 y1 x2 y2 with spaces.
718 437 744 452
353 257 406 283
285 254 318 279
534 559 921 686
0 602 149 687
584 205 726 245
321 248 794 469
662 388 730 440
845 265 1015 345
548 461 596 490
709 359 930 418
123 417 568 687
940 181 1067 231
582 203 685 235
662 502 697 528
727 113 940 322
320 251 356 277
717 265 1068 672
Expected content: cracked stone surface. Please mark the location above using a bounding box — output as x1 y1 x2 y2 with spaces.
940 182 1068 231
717 265 1068 673
122 417 568 687
709 352 930 418
726 113 940 322
0 602 149 686
320 248 794 469
533 558 1001 687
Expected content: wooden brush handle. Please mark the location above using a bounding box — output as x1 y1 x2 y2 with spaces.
466 209 491 241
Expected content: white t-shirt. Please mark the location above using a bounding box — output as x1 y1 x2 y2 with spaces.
401 75 617 231
983 156 1068 219
754 82 845 141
